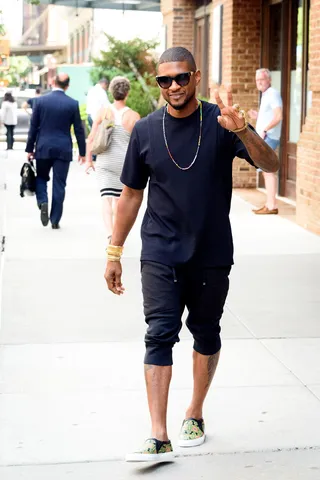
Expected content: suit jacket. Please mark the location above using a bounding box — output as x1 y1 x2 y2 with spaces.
25 90 86 161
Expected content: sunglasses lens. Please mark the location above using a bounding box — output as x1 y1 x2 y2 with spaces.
157 76 172 89
175 73 191 87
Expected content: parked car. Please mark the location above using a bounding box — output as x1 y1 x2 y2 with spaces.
0 89 36 143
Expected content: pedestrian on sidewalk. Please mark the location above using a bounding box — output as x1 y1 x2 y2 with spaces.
86 78 110 163
84 76 140 242
86 77 110 127
22 87 41 114
25 73 86 229
1 92 17 151
249 68 283 215
105 47 279 462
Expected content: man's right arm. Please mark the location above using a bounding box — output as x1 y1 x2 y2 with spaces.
104 124 148 294
105 187 144 295
111 186 144 247
25 101 40 154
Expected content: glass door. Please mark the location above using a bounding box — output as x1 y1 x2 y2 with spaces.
261 0 310 200
281 0 310 199
194 10 210 98
260 0 283 189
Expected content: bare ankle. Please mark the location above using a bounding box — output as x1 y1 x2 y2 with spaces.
151 428 169 442
185 407 203 420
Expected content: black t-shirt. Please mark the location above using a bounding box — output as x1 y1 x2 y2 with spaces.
27 98 34 109
121 101 255 267
27 97 40 109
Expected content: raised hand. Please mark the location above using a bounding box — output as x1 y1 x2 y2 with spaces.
214 86 247 132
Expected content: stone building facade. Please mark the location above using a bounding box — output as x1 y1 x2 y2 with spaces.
161 0 320 235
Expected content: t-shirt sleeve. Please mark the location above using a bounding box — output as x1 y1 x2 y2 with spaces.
27 98 33 108
231 125 257 168
269 90 283 109
120 126 149 190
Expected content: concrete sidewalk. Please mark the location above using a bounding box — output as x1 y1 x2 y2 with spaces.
1 146 320 479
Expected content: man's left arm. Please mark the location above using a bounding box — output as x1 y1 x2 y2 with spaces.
73 102 86 159
235 126 279 173
214 88 279 173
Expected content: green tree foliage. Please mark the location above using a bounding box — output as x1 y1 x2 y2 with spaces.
93 35 158 76
92 35 160 117
0 56 32 87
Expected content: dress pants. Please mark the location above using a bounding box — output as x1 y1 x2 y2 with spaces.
36 158 70 225
5 124 15 150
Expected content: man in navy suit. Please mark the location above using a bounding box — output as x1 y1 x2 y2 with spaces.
26 73 86 229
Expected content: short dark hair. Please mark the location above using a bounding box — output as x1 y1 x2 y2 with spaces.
99 77 109 86
55 75 70 89
35 87 41 94
158 47 197 71
4 92 14 103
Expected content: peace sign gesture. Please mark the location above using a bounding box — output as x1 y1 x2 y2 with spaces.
214 85 247 133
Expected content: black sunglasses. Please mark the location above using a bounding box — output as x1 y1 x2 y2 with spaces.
156 71 195 89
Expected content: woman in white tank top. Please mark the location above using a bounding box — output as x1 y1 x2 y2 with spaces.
85 77 140 241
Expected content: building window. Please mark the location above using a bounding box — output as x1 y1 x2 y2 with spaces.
194 7 210 97
80 28 85 63
76 30 80 64
70 35 74 64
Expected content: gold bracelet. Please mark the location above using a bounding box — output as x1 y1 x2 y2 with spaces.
231 121 248 133
231 110 248 133
107 255 121 262
106 245 124 256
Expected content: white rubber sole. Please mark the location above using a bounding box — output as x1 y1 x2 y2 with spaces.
126 451 175 463
178 434 206 447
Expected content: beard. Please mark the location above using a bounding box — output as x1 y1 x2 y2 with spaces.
166 89 195 110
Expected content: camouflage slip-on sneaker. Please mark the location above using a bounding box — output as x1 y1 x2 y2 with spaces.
125 438 175 462
178 418 206 447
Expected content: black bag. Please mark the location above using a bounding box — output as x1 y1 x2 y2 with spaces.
20 161 36 197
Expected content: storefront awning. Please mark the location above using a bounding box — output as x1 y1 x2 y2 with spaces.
38 0 160 11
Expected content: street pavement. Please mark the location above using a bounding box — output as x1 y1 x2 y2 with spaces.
0 145 320 479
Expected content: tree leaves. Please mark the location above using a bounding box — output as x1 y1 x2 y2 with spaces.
93 35 158 77
91 35 160 117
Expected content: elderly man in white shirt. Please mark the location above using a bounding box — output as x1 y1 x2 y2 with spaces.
86 77 110 126
249 68 283 215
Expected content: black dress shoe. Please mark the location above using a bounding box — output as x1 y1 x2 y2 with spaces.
51 224 60 229
40 203 49 226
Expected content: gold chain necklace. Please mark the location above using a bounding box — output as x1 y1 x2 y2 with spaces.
162 100 203 171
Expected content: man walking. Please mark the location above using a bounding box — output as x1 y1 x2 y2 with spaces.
86 77 110 128
22 87 41 113
249 68 283 215
105 47 279 462
26 73 86 229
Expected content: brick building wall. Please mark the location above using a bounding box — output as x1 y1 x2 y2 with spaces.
210 0 261 187
296 0 320 235
161 0 195 52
